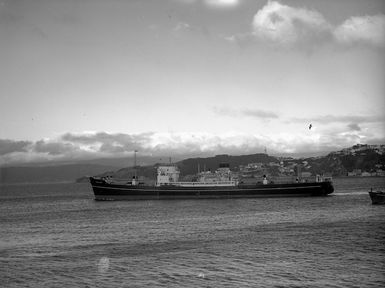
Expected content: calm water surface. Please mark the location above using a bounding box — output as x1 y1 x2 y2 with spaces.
0 177 384 287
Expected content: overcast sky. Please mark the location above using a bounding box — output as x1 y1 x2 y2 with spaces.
1 0 384 164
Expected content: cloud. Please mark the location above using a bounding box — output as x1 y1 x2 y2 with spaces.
173 22 191 32
0 139 84 165
347 123 361 131
205 0 240 8
213 106 279 119
251 1 332 45
0 127 383 165
0 139 31 155
290 114 384 125
334 15 385 47
173 0 196 4
227 1 385 48
174 0 241 8
61 132 154 151
34 140 78 156
318 131 363 151
242 108 279 119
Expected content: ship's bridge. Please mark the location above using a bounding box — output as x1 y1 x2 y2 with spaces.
156 165 180 186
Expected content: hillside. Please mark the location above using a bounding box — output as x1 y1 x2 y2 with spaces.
100 145 385 179
1 144 384 183
302 144 385 176
178 153 277 175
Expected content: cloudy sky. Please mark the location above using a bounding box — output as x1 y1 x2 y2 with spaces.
1 0 384 164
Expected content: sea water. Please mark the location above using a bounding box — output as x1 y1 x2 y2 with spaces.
0 177 384 287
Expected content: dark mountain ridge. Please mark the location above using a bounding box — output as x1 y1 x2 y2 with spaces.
178 153 277 175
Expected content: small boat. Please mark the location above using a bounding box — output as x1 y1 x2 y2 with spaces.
368 189 385 205
89 163 334 201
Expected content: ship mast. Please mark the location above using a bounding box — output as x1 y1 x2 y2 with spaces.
134 150 138 179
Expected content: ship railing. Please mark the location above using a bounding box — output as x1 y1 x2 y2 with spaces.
240 175 333 184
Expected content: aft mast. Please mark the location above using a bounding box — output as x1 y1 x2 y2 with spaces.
133 150 138 185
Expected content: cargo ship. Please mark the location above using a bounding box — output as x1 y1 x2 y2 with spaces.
90 163 334 201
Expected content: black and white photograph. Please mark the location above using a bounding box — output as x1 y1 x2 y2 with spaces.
1 0 384 287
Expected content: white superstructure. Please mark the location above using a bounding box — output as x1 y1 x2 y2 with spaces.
156 164 237 187
156 165 180 185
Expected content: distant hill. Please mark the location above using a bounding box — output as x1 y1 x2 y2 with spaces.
0 164 117 183
99 145 385 179
0 155 177 168
287 144 385 176
322 144 385 175
1 144 384 183
0 154 180 184
177 153 277 175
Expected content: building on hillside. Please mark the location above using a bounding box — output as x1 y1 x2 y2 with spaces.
376 170 385 177
301 172 312 178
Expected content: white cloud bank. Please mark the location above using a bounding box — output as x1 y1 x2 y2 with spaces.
1 126 383 165
230 1 385 48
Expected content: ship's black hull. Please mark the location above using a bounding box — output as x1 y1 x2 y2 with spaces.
90 177 334 201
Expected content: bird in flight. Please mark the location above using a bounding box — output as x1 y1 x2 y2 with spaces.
309 124 312 130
